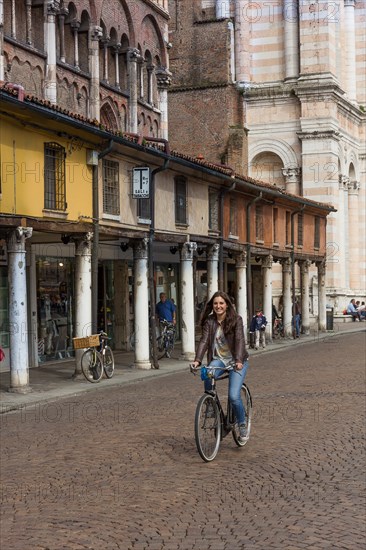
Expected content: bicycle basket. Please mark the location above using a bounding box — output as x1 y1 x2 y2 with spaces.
73 334 100 349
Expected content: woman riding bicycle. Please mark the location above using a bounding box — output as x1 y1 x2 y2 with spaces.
191 291 249 442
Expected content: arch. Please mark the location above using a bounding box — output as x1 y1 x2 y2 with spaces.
100 100 119 132
346 151 360 182
249 139 299 172
141 14 167 66
251 151 285 186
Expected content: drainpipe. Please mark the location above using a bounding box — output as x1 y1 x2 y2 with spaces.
91 140 114 333
218 180 236 290
149 158 170 369
246 192 262 321
291 205 305 338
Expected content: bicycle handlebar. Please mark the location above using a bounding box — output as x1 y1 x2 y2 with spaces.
189 363 235 376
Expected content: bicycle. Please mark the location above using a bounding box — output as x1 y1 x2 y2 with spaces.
190 363 253 462
157 319 176 359
73 331 115 383
273 317 284 339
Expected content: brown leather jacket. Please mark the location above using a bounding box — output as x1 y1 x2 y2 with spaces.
194 315 249 365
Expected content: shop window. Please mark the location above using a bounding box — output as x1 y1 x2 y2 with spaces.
175 176 187 225
314 216 320 248
255 205 264 241
298 214 303 246
44 142 66 210
102 160 120 216
209 188 220 232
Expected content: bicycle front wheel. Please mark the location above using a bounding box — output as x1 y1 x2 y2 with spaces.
194 394 221 462
232 384 253 447
103 346 115 378
81 348 103 383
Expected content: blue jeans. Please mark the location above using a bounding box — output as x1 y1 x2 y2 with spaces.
293 314 301 336
204 359 249 425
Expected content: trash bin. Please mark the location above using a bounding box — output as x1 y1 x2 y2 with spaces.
326 307 334 330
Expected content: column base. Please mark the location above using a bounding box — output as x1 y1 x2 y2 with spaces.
134 360 152 370
179 352 195 362
72 372 84 380
8 385 32 394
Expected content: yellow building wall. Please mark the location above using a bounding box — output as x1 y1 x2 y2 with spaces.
0 118 93 221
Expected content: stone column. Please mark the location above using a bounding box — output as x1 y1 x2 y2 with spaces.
344 0 357 102
262 255 273 341
28 246 38 368
300 260 311 335
58 7 68 62
282 258 292 337
26 0 32 45
71 21 80 69
113 43 121 88
89 25 102 121
180 241 197 360
156 67 172 140
235 251 248 341
114 260 129 350
283 0 299 79
348 180 360 290
44 0 60 104
282 166 301 195
147 64 154 104
73 233 93 378
234 0 250 84
127 48 141 133
101 37 110 83
7 227 33 392
207 244 219 299
133 239 151 369
317 261 327 332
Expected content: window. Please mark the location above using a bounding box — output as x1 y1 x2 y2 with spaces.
286 211 291 245
175 176 187 225
255 205 264 241
102 160 120 215
209 188 220 232
314 216 320 248
273 208 278 243
297 214 303 246
137 198 151 222
44 143 66 210
229 198 238 236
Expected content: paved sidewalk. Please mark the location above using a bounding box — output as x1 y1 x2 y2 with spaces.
1 321 364 412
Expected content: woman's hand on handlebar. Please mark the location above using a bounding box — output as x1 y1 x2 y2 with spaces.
235 362 243 371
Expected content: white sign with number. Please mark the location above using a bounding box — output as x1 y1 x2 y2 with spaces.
132 167 150 198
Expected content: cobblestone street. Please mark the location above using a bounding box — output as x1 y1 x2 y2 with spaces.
1 332 365 550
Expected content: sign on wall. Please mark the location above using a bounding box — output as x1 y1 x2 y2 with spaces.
132 167 150 198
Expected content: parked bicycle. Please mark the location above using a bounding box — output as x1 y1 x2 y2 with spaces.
157 319 176 359
273 317 284 339
73 331 115 383
190 363 253 462
130 319 176 360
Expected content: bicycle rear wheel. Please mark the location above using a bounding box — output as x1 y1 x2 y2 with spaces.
103 346 115 378
194 394 221 462
232 384 253 447
81 348 103 383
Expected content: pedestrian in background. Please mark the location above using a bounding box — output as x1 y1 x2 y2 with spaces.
250 307 267 349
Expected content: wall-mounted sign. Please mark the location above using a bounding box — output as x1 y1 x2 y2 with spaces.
132 167 150 198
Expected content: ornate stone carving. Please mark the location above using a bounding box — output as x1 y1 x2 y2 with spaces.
133 238 149 260
262 254 273 269
155 67 172 89
181 241 197 261
90 26 103 41
282 167 300 183
235 250 247 268
207 243 219 261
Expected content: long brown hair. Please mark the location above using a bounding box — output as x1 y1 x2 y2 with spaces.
200 291 238 333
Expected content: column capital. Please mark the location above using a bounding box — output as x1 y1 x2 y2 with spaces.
299 259 312 273
7 227 33 252
90 25 103 42
348 180 360 195
338 174 349 190
128 48 143 63
155 66 172 89
181 241 197 261
281 257 292 273
344 0 355 7
207 243 219 261
316 259 326 276
47 0 61 15
74 232 93 255
133 238 148 260
70 20 80 31
282 166 300 183
235 250 247 268
262 254 273 269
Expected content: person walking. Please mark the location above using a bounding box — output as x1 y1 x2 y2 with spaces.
191 291 249 443
250 307 268 349
293 298 301 337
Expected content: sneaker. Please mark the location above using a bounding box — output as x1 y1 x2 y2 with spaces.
238 423 247 443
